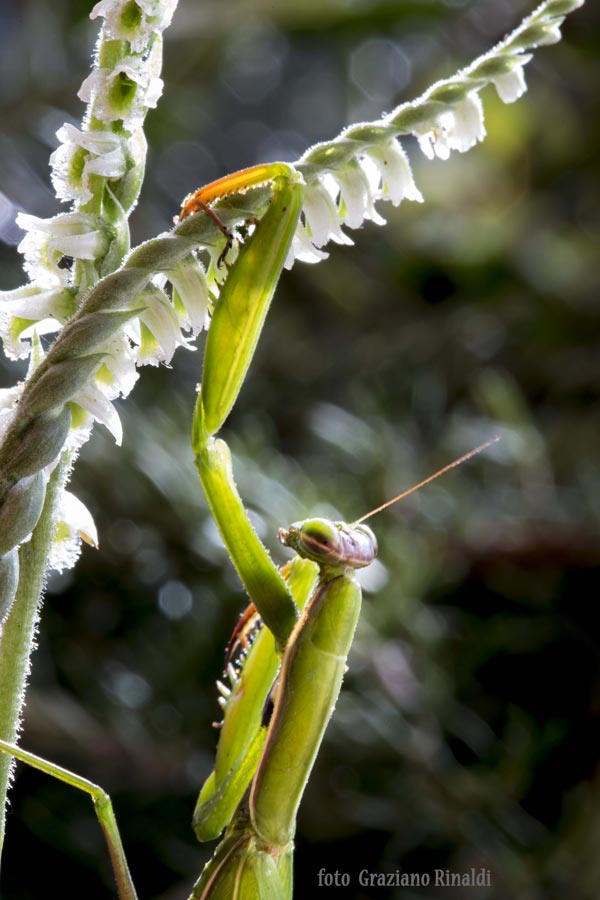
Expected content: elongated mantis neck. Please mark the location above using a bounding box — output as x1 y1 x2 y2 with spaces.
355 435 500 524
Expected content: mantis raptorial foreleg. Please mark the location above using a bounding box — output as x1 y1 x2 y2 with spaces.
193 554 318 843
188 164 314 845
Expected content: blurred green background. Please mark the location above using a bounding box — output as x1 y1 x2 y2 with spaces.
1 1 599 898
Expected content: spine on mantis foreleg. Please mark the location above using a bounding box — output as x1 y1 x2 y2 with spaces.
194 555 318 843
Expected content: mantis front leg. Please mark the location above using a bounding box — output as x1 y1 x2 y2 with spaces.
192 164 304 647
188 164 312 842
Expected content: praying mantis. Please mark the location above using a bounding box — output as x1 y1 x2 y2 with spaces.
0 162 497 899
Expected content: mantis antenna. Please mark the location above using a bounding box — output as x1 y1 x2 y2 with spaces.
355 435 501 524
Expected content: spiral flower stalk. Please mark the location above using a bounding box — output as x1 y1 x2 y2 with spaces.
0 0 180 853
290 0 583 262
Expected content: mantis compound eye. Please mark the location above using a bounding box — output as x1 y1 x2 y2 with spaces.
278 518 377 569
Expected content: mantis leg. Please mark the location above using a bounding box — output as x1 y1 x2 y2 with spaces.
249 571 361 848
193 555 318 843
192 165 305 647
189 166 313 844
193 169 304 444
196 438 298 650
0 738 137 900
179 163 298 222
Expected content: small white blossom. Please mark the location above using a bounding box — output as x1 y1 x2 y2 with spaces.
167 255 210 334
133 284 194 366
0 284 73 359
364 140 423 206
91 0 178 54
493 58 531 104
50 124 126 205
533 21 564 47
99 332 139 399
0 284 73 322
334 163 371 230
285 222 328 269
49 490 98 573
16 212 108 285
302 180 354 249
70 330 142 443
416 123 452 161
73 381 123 445
357 156 387 225
79 53 164 128
446 92 486 152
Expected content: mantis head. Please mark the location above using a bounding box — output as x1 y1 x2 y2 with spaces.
278 519 377 569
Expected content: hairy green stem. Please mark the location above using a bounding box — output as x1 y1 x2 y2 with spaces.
0 455 69 853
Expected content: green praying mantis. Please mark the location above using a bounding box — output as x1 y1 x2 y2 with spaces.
0 162 498 899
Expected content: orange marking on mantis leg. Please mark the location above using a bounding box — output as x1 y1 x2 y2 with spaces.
224 602 261 668
178 163 290 221
223 559 294 668
178 163 293 267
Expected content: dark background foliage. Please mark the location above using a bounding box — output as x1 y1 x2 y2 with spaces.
0 1 599 898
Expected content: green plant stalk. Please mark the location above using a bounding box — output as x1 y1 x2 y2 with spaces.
0 736 138 900
0 0 180 857
0 455 69 853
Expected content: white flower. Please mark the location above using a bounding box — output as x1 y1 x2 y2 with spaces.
79 52 164 128
416 122 452 161
446 92 486 152
49 490 98 573
98 332 139 398
70 330 143 444
133 284 194 366
0 284 73 359
493 58 530 104
50 124 127 205
364 140 423 206
334 163 368 230
357 156 387 225
0 283 73 321
334 160 385 230
73 380 123 445
91 0 178 53
167 254 210 334
285 222 328 269
287 138 424 267
16 212 108 285
411 94 485 160
302 180 353 249
533 21 565 47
